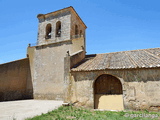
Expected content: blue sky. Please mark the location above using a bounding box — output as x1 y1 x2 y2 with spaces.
0 0 160 64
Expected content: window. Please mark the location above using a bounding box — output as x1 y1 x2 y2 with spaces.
56 21 61 37
80 30 82 37
45 24 52 39
75 25 78 36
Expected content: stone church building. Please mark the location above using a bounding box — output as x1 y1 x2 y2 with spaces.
0 6 160 111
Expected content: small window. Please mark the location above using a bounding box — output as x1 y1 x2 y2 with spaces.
56 21 61 37
75 25 78 36
45 24 52 39
80 30 82 37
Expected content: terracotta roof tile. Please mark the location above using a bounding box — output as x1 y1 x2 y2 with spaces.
71 48 160 71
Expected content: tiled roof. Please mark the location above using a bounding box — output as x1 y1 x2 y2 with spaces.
71 48 160 71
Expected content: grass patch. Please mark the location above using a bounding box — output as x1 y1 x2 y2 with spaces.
26 106 160 120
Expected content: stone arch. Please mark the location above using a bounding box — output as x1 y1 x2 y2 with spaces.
93 74 125 91
56 21 61 37
93 74 124 110
45 23 52 39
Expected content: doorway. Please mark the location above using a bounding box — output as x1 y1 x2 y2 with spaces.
94 74 124 110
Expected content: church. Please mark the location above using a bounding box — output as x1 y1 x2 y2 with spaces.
0 6 160 111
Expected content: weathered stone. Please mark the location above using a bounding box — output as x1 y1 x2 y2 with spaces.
28 7 86 100
0 6 160 112
0 58 33 101
68 69 160 110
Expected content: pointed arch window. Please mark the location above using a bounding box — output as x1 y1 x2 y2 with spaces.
56 21 61 37
45 24 52 39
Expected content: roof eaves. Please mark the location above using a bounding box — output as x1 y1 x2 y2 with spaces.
71 66 160 72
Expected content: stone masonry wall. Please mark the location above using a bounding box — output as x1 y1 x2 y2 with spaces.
0 58 33 101
69 68 160 111
37 10 71 45
71 12 86 51
28 38 85 100
71 12 86 39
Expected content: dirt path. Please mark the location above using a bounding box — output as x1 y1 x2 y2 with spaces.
0 100 63 120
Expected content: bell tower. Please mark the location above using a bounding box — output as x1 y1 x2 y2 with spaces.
28 6 87 100
37 6 87 48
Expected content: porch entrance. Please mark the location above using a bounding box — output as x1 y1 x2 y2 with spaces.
94 74 124 110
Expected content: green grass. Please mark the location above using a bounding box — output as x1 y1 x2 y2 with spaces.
26 106 160 120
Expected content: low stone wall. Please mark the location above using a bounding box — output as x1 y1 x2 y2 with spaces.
0 58 33 101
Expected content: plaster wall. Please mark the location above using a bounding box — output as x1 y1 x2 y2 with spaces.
95 95 124 110
0 58 33 101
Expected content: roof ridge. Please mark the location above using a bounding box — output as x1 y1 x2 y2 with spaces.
95 47 160 55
